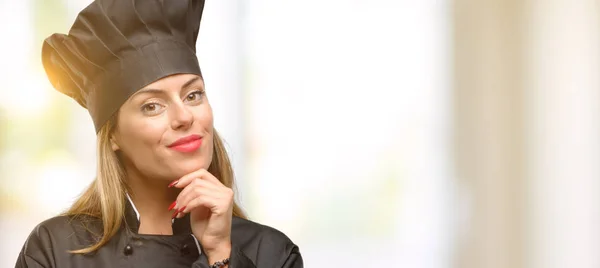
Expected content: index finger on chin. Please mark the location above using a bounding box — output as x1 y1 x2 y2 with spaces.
168 168 209 188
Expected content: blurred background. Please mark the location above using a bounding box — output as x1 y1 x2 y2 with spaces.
0 0 599 267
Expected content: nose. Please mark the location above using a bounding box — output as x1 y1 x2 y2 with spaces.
170 102 193 130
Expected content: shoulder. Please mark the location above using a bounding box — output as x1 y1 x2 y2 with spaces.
231 216 300 262
24 216 75 248
232 216 295 244
27 214 102 240
21 215 102 257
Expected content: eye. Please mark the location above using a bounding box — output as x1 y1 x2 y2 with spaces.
185 90 204 102
141 102 164 115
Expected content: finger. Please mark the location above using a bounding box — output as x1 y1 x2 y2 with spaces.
177 185 233 215
178 193 231 217
171 188 216 218
171 178 219 210
177 181 233 213
169 169 208 188
197 170 221 185
170 169 222 189
177 179 220 206
183 168 222 186
175 190 221 218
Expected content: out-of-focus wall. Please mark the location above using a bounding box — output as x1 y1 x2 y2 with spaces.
453 0 527 267
453 0 600 267
525 1 600 267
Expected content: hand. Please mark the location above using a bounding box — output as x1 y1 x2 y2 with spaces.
169 169 233 259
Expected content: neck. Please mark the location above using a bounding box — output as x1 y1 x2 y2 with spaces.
126 166 179 235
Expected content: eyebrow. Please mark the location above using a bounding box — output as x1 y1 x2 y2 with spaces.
181 76 202 91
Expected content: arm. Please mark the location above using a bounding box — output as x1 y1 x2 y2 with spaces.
281 246 303 268
15 252 47 268
15 221 58 268
190 245 303 268
191 246 256 268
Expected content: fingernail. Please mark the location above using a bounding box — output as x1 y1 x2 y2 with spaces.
177 206 187 216
168 180 179 188
176 207 185 218
171 206 186 219
168 201 177 211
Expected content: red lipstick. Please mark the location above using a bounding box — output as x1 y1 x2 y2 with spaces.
168 134 202 153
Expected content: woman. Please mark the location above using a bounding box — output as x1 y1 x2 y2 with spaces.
15 0 302 267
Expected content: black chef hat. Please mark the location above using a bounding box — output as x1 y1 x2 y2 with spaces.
42 0 205 132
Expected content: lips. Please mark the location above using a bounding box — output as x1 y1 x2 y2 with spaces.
168 134 202 153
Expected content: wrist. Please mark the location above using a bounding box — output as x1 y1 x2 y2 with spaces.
205 241 231 265
209 258 230 268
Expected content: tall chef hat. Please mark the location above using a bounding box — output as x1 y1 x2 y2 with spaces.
42 0 205 132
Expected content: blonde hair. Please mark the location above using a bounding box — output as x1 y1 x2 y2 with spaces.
65 114 246 254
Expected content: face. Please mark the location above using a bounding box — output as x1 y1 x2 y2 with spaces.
110 73 214 181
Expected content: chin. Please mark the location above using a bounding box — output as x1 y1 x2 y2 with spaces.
173 161 209 175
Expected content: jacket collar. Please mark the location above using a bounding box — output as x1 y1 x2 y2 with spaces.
123 193 192 235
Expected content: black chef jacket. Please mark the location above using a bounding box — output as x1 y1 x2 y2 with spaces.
15 200 303 268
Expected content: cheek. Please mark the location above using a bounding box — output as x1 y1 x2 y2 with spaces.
195 106 214 159
117 116 165 154
196 105 214 130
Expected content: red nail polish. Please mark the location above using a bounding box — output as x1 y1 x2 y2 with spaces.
177 206 187 214
168 201 177 211
168 180 179 188
171 210 179 219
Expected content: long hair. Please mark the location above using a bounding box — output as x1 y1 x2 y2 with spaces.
65 114 246 254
